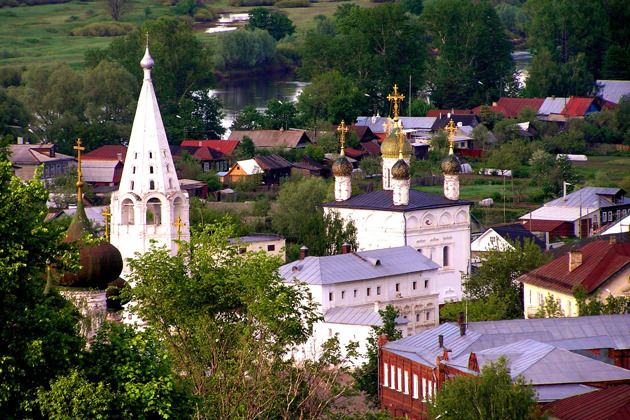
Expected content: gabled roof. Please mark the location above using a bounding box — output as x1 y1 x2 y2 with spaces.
332 125 378 142
517 240 630 294
471 105 508 117
279 246 440 285
255 154 292 170
561 97 599 116
228 159 263 176
343 148 366 158
426 109 473 117
228 130 310 149
545 187 630 209
358 141 381 155
538 97 569 116
82 145 128 162
170 145 224 161
543 384 630 420
596 80 630 105
520 219 569 232
478 223 546 251
9 144 75 165
322 189 471 212
431 115 480 130
180 140 239 156
496 97 545 118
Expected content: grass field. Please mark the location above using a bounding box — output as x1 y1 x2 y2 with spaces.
573 155 630 184
0 0 374 69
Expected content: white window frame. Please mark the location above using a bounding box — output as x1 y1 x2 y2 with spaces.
413 374 419 399
390 365 396 389
422 378 427 401
397 367 402 392
383 363 389 387
404 371 409 395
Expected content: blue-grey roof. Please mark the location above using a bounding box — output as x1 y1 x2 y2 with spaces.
534 384 598 402
383 315 630 367
322 189 471 212
490 223 546 251
596 80 630 104
324 306 384 326
279 246 440 285
355 116 436 132
545 187 630 209
538 97 569 116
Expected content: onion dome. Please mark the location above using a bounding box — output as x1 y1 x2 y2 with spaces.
59 201 123 289
332 153 353 177
441 152 462 175
381 127 413 159
392 158 411 180
140 45 154 70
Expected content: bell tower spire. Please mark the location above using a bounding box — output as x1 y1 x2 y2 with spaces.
110 40 190 275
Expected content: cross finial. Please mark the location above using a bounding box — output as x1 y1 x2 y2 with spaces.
73 138 85 200
445 119 457 155
337 120 348 156
173 217 186 251
387 85 405 121
146 32 149 48
101 207 112 241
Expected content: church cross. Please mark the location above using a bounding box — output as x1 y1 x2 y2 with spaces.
445 119 457 154
73 138 85 199
173 217 186 251
337 120 348 155
101 207 112 241
387 85 405 121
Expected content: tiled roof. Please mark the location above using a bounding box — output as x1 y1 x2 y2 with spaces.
426 109 473 117
496 97 545 118
517 240 630 294
180 140 239 156
542 384 630 419
228 130 310 149
255 154 292 170
596 80 630 105
82 145 128 162
561 97 597 116
322 188 471 212
279 246 440 285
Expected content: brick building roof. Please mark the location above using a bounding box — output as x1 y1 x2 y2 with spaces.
542 384 630 420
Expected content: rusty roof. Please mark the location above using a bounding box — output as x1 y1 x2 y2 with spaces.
471 105 508 117
359 141 381 155
561 97 597 116
542 384 630 420
180 140 239 156
82 145 128 162
496 97 545 118
517 240 630 294
520 219 570 232
426 109 473 117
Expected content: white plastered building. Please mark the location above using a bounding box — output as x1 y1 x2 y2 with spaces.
110 44 190 276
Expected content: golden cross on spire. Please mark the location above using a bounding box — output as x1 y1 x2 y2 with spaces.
173 217 186 251
73 138 85 200
445 119 457 155
387 85 405 121
337 120 348 156
101 207 112 241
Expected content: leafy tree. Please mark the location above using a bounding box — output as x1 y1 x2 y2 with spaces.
422 0 513 108
174 150 202 180
198 171 222 192
232 136 256 161
359 154 382 176
495 3 528 37
48 166 96 208
428 356 539 420
534 293 565 318
316 134 341 154
105 0 131 21
440 294 512 323
262 99 300 130
574 285 630 316
0 88 30 137
231 105 265 131
304 143 324 162
246 7 296 41
402 0 423 15
353 305 403 406
486 138 531 176
214 28 277 71
463 238 549 319
122 223 357 418
471 124 492 150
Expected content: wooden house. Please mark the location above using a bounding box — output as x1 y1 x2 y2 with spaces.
228 130 311 150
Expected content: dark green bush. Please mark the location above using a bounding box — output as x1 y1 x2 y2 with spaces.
70 21 135 37
275 0 310 7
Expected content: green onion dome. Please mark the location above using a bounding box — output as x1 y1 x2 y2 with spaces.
332 154 353 177
392 158 411 180
441 153 462 175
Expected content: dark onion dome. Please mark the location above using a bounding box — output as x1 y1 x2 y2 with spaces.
392 158 411 180
59 201 123 289
381 127 413 159
441 152 462 175
332 154 353 177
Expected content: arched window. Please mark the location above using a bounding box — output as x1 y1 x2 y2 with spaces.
174 196 184 224
149 151 153 159
146 198 162 226
122 198 135 225
166 164 170 173
149 165 154 174
443 246 450 268
168 178 173 189
130 181 134 190
149 180 155 190
163 149 167 157
132 166 136 174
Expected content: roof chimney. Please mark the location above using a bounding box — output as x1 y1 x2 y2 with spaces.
342 243 351 254
438 334 444 348
569 251 583 272
610 236 617 245
378 334 389 348
17 137 24 145
117 153 123 162
299 246 308 260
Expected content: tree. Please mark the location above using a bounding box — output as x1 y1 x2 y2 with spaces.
573 285 630 316
353 305 403 406
122 223 357 418
232 136 256 161
463 238 549 319
48 166 96 208
246 7 296 41
428 356 539 420
421 0 514 108
0 88 30 138
359 155 382 176
534 293 565 318
105 0 131 21
174 150 202 180
231 106 265 131
263 99 300 130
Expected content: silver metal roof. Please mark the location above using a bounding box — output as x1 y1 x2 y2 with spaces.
545 187 629 209
324 305 384 326
279 246 440 285
355 116 437 133
538 97 569 115
534 384 597 402
596 80 630 104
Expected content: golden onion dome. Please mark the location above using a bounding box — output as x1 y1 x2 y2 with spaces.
381 130 413 160
392 158 411 180
332 155 353 177
441 153 462 175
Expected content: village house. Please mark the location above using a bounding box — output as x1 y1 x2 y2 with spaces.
228 129 311 150
80 145 127 187
471 223 546 263
379 315 630 419
9 139 76 182
229 233 286 261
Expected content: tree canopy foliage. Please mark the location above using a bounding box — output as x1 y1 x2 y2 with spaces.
246 7 296 41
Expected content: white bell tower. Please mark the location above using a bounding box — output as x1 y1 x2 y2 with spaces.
110 38 190 275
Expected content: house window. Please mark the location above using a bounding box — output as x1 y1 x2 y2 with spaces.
413 374 419 399
204 162 210 172
329 292 333 301
390 365 395 389
538 292 544 305
166 164 170 173
341 290 346 299
443 246 450 267
163 150 167 157
422 378 427 400
529 290 532 305
267 245 275 252
130 181 134 190
168 179 173 189
412 281 417 290
328 328 333 337
609 211 613 221
624 209 628 217
354 289 358 298
383 363 389 387
397 368 402 392
404 371 409 394
617 210 621 220
426 311 430 321
395 283 400 292
134 152 138 159
424 279 429 289
377 286 381 295
367 288 371 296
603 212 607 222
416 313 421 322
568 300 572 316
